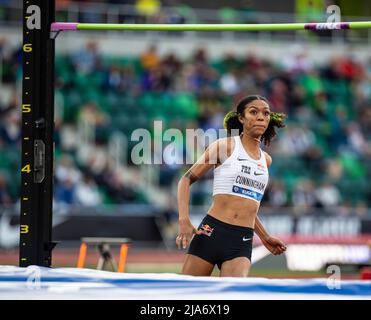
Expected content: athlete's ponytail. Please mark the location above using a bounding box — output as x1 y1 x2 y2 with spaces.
262 111 286 146
223 111 243 135
223 95 287 146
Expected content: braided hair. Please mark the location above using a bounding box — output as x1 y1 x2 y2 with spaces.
223 95 287 146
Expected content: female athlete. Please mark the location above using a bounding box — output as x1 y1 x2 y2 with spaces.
176 95 287 277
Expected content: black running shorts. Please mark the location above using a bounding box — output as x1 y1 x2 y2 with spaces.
188 214 254 269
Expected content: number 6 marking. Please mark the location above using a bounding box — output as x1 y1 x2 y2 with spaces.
23 44 32 52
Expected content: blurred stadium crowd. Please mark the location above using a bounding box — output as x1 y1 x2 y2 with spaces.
0 34 370 217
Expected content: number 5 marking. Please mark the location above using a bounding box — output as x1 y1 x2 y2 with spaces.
22 104 31 113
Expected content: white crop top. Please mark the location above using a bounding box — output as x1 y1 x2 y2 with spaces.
212 135 269 202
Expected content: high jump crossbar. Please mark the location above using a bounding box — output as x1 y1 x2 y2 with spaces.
51 21 371 32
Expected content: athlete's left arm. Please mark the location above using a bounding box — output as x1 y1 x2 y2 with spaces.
255 217 286 255
254 151 287 255
264 151 272 167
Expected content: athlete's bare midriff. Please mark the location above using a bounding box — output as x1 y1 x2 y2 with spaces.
207 194 259 228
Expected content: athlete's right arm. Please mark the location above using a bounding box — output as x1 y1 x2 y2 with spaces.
176 139 223 249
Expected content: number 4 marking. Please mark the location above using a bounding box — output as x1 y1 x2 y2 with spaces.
21 165 31 173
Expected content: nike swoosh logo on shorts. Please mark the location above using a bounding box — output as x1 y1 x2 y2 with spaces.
242 237 252 241
254 172 264 176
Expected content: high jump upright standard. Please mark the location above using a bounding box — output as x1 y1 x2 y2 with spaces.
20 1 55 267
